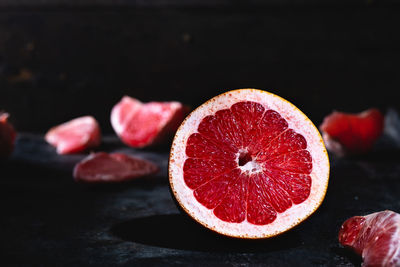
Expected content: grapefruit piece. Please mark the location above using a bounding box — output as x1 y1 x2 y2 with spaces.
45 116 101 154
73 152 159 183
111 96 188 148
0 112 16 158
339 210 400 267
169 89 330 238
320 109 384 156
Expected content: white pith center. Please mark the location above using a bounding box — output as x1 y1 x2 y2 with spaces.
240 160 262 173
237 149 263 174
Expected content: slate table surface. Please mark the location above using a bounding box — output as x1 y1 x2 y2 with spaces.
1 133 400 266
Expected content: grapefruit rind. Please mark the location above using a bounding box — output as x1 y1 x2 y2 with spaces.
169 89 330 239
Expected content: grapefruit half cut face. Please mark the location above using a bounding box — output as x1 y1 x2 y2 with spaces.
169 89 330 239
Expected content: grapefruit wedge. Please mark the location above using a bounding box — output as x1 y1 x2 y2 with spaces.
45 116 101 154
320 108 384 156
111 96 188 148
73 152 159 183
169 89 330 238
339 210 400 266
0 112 16 158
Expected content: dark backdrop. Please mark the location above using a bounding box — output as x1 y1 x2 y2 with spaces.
1 1 400 133
2 2 400 266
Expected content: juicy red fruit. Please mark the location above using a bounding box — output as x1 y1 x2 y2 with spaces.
111 96 188 148
45 116 101 154
320 108 384 156
339 210 400 267
0 113 16 158
73 152 159 183
183 101 313 225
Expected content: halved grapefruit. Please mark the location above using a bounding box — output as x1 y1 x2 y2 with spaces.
169 89 330 239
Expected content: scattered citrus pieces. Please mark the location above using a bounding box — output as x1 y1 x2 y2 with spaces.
320 108 384 156
339 210 400 267
111 96 188 148
73 152 159 183
45 116 101 154
0 112 16 158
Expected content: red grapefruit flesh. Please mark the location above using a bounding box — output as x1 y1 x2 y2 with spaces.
45 116 101 154
320 109 384 156
111 96 188 148
73 152 159 183
0 113 16 158
339 210 400 267
169 89 330 238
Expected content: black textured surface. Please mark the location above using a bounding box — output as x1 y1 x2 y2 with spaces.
1 134 400 266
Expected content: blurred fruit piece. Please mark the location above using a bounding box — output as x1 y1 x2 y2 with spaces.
320 108 384 156
0 113 16 158
383 108 400 148
73 152 159 183
45 116 101 154
339 210 400 267
111 96 188 148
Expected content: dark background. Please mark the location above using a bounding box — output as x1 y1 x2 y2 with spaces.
2 1 400 266
1 0 400 133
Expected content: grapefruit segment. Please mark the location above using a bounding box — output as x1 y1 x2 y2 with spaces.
267 170 312 205
259 129 307 159
247 173 277 225
213 170 248 223
198 110 243 152
111 96 189 148
73 152 159 183
169 89 330 238
183 158 236 189
320 108 384 156
250 110 289 152
0 112 16 158
229 101 266 147
193 169 235 209
186 133 236 161
339 210 400 267
45 116 101 154
255 173 292 214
